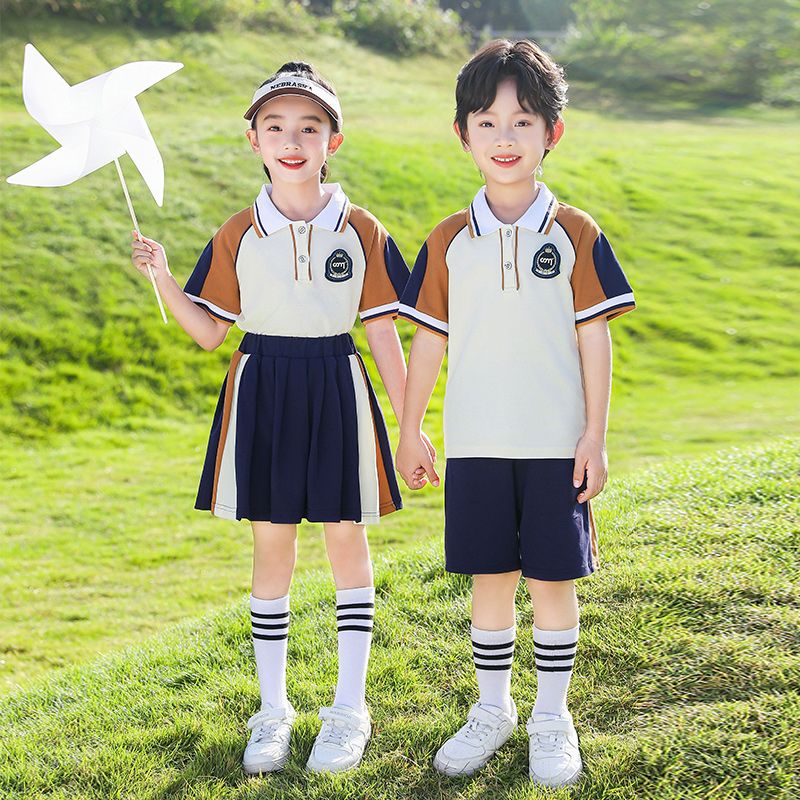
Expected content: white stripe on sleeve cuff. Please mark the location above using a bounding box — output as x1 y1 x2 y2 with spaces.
360 301 399 322
398 303 448 335
185 293 238 322
575 292 635 322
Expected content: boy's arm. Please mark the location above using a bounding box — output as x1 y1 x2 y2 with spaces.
397 327 447 489
574 317 612 503
132 234 229 351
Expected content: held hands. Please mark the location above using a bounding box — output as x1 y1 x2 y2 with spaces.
396 430 439 490
131 231 171 283
573 433 608 504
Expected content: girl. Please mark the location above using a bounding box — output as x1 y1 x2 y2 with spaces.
131 62 431 775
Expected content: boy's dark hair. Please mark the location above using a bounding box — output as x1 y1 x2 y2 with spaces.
454 40 568 158
252 61 340 182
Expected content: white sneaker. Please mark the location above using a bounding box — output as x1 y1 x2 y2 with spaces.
526 710 583 787
306 704 371 773
242 703 296 774
433 700 518 776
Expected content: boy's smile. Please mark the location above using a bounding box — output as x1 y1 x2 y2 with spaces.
458 77 563 193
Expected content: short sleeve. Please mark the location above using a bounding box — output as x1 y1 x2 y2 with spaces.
358 227 410 323
398 225 450 339
571 220 635 326
183 209 249 326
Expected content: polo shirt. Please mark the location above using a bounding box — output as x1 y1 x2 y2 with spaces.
184 182 409 336
398 182 636 459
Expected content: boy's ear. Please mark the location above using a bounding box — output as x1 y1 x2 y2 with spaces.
453 121 470 152
548 118 565 149
245 127 259 152
328 131 344 155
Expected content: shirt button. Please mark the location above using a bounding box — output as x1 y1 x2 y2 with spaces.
505 229 512 237
504 261 512 270
298 255 307 263
298 226 306 234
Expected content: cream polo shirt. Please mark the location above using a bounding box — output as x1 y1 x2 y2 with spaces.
399 183 636 459
184 182 409 336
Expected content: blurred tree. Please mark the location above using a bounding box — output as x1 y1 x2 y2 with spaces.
564 0 799 105
438 0 574 31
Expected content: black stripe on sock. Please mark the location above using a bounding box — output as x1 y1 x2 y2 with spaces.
336 613 374 621
252 632 288 641
536 664 574 672
473 651 515 661
251 622 290 630
475 663 512 671
337 625 374 633
250 610 290 620
533 640 578 650
471 640 516 651
534 652 576 661
336 602 375 610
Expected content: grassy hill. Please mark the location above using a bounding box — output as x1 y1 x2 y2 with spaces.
1 440 798 800
1 17 799 694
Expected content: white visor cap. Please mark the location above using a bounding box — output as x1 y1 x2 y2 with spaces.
244 73 343 129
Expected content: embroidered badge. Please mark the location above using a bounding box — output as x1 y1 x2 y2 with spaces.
325 248 353 282
532 243 561 279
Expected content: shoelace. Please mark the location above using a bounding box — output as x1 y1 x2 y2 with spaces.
531 729 566 753
254 720 283 742
460 715 494 742
318 720 349 748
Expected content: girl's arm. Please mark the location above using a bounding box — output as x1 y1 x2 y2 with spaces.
396 327 447 490
574 317 613 503
364 316 407 425
131 233 229 351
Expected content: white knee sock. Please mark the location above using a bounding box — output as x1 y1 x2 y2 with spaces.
333 585 375 712
471 624 516 715
250 593 290 710
532 622 579 718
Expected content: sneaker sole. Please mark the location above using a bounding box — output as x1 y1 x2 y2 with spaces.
433 752 488 776
306 754 365 773
529 764 583 787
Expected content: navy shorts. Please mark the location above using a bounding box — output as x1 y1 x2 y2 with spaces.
444 458 598 581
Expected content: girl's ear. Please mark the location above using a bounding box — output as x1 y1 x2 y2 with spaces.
453 121 470 152
547 118 565 149
245 127 259 152
328 131 344 155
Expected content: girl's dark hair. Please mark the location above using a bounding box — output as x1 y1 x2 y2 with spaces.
251 61 340 182
454 40 568 159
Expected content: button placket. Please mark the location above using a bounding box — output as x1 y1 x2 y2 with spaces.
500 225 518 292
292 221 312 282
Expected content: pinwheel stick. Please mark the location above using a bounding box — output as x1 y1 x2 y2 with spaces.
113 157 168 325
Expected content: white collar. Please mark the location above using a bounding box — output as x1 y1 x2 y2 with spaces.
468 182 558 237
252 182 350 236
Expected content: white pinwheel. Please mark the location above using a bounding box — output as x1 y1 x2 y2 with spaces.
8 43 182 205
7 44 183 322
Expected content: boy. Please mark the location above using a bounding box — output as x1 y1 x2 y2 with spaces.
395 40 635 787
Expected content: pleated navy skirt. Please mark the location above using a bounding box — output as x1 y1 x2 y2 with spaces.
195 332 403 524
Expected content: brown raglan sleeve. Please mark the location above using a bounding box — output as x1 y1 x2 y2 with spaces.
348 207 411 324
182 208 249 326
397 214 464 339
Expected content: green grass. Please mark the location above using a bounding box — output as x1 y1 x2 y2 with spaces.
0 420 443 692
1 440 798 800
